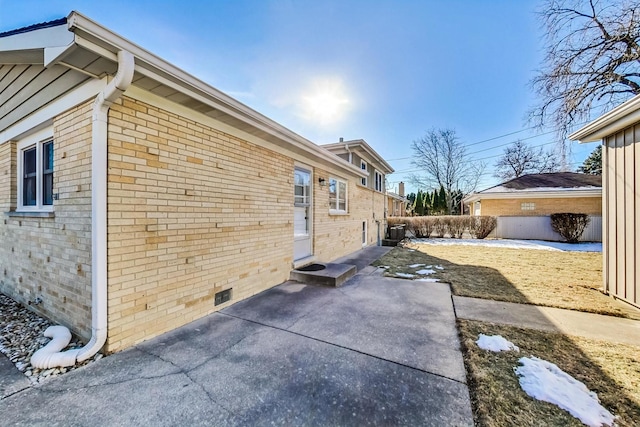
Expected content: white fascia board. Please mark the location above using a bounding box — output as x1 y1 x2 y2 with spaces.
44 43 76 68
0 24 73 52
65 11 366 179
134 64 366 179
570 94 640 142
126 86 366 180
465 189 601 202
354 140 394 173
0 77 105 144
462 194 480 204
323 139 394 173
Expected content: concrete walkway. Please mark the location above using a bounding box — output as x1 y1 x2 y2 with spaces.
4 244 638 425
454 295 640 346
0 246 473 426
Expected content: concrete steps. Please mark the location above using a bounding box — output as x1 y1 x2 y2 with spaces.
289 263 357 287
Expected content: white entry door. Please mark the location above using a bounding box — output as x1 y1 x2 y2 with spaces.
293 167 312 260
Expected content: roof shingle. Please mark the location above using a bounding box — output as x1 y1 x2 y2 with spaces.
499 172 601 190
0 17 66 38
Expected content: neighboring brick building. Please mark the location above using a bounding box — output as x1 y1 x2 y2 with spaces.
0 13 393 359
463 173 602 241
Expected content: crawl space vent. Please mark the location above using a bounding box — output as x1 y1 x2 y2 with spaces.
215 288 232 306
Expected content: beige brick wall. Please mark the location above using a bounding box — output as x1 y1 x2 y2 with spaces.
104 96 389 351
313 173 386 261
0 102 93 339
1 92 391 354
479 197 601 216
105 97 296 351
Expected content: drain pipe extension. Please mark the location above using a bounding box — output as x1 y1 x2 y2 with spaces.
31 50 135 369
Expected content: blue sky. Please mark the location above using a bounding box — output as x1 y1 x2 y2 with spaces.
0 0 600 194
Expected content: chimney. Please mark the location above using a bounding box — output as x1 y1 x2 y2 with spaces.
339 137 344 142
398 182 405 197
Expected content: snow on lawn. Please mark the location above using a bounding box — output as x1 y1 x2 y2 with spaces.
408 263 424 268
416 269 436 275
414 278 439 282
515 357 616 427
412 238 602 253
394 273 415 278
476 334 520 352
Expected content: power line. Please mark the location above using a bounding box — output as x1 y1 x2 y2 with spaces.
384 105 609 163
389 138 579 175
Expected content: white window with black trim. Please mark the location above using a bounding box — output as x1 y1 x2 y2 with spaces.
17 129 54 212
329 177 347 214
360 160 367 186
374 170 383 192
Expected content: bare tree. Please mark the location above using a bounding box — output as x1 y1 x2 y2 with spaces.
493 140 561 181
409 129 485 214
530 0 640 158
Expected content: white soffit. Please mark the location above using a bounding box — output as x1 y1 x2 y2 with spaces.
570 94 640 142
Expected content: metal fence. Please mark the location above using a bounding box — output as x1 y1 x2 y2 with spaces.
490 215 602 242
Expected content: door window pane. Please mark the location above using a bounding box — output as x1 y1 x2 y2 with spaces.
338 181 346 211
294 169 310 205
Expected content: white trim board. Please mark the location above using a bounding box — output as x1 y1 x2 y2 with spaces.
125 85 366 180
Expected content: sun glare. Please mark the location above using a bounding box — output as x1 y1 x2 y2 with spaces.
301 78 350 125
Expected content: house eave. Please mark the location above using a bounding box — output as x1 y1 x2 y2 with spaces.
322 139 395 174
463 188 602 204
570 94 640 142
63 12 365 178
0 11 366 179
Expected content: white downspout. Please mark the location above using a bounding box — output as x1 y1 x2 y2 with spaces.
31 50 135 369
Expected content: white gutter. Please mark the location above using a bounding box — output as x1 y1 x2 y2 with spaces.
65 11 365 180
570 94 640 142
31 50 135 369
463 188 602 204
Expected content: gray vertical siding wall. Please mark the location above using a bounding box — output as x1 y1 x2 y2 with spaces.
490 216 602 242
603 124 639 308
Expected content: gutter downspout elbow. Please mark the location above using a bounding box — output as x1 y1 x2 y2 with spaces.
31 50 135 369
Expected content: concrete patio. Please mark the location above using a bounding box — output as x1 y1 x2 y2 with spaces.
0 247 473 426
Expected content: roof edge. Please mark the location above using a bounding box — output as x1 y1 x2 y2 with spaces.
0 17 66 38
322 139 394 173
570 94 640 142
64 11 366 178
463 188 602 204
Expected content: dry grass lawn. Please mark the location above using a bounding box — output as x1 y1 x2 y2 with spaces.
458 319 640 426
373 244 638 319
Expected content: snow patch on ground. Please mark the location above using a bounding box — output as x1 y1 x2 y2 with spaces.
416 269 436 275
408 263 424 268
414 278 439 282
394 273 415 278
476 334 519 352
515 357 616 427
412 238 602 253
435 265 444 270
